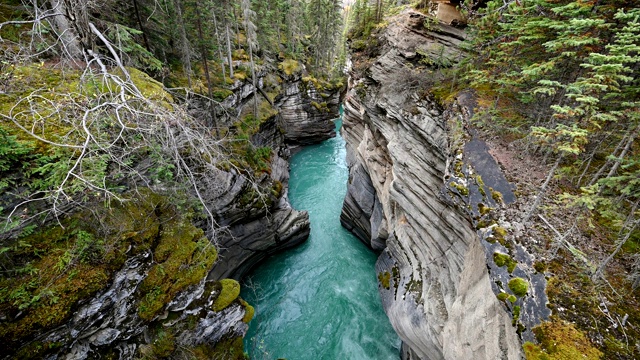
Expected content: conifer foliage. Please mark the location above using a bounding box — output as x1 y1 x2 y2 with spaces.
462 0 640 332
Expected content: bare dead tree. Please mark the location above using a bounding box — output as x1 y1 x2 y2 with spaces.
0 4 275 245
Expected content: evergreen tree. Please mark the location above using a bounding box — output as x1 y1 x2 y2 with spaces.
463 0 640 281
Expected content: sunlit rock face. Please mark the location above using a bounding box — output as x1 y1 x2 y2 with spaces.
428 0 466 25
208 65 343 282
341 9 523 360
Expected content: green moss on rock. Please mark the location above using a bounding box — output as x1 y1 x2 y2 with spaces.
238 298 254 323
243 305 255 323
533 262 547 273
209 336 247 360
478 203 492 216
512 305 521 325
450 181 469 196
310 101 329 112
492 226 508 246
278 59 301 75
508 277 529 297
490 187 504 204
137 218 218 320
213 279 241 312
378 271 391 289
0 190 171 349
138 328 175 359
524 318 603 360
493 252 518 273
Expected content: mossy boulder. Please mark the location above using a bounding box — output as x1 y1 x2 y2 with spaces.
508 277 529 297
494 252 517 273
213 279 241 312
239 299 255 323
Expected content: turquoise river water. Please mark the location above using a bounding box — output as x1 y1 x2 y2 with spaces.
242 120 401 359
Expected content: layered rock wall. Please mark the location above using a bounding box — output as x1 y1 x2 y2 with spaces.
276 74 341 145
341 10 522 359
2 64 340 359
209 71 341 280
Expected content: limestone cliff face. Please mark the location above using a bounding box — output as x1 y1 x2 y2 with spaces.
207 115 311 280
276 73 341 145
209 70 341 280
341 10 522 359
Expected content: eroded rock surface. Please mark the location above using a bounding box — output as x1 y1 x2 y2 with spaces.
209 70 342 279
276 73 341 145
2 64 339 359
341 10 522 359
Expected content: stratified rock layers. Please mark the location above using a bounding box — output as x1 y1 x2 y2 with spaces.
3 66 340 359
209 73 341 280
340 10 522 360
276 74 340 145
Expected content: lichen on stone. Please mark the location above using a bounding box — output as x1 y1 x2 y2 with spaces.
378 271 391 289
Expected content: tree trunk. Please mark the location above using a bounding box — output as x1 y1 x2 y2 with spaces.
592 199 640 281
588 131 630 186
523 155 562 224
233 5 240 49
225 24 234 78
173 0 192 87
249 47 258 120
602 126 638 183
132 0 151 52
211 8 226 80
48 0 84 58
